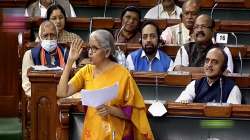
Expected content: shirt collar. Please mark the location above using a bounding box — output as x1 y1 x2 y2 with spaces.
160 4 177 16
141 49 160 60
39 2 46 9
39 1 54 9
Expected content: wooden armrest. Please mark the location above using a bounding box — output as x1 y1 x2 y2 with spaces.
167 102 205 116
204 103 232 117
232 104 250 117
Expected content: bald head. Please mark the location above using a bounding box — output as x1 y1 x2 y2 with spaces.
39 20 58 40
195 14 214 28
181 0 200 29
182 0 200 12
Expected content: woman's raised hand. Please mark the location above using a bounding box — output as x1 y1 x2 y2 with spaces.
68 39 86 62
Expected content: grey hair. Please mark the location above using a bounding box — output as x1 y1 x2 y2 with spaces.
38 20 58 40
89 29 117 58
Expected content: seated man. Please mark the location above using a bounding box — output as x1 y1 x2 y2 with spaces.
114 6 141 43
161 0 200 45
22 20 83 96
173 14 234 73
25 0 76 17
176 48 241 104
126 21 174 72
144 0 182 19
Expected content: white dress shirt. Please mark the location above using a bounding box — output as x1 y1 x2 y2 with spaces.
175 80 242 104
126 50 174 72
161 23 192 45
173 46 234 73
144 4 182 19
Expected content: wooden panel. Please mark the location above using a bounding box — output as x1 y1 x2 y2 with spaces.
24 17 250 33
0 0 27 7
28 70 62 140
217 20 250 32
0 28 21 116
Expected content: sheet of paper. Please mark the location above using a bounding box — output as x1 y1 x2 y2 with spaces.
81 83 118 107
31 65 63 71
148 101 167 117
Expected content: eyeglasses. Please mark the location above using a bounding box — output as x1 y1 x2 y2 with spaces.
193 24 212 30
87 46 102 53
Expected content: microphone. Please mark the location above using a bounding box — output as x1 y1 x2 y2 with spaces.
116 23 126 43
115 23 127 67
210 3 218 19
180 47 183 67
157 0 161 19
178 23 183 46
231 32 242 74
89 17 93 36
155 75 159 102
103 0 108 17
220 77 223 104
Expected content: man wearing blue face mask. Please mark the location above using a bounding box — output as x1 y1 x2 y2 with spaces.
22 20 84 96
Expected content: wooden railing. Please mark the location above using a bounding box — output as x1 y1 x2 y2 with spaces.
5 16 250 32
117 43 250 59
1 0 250 8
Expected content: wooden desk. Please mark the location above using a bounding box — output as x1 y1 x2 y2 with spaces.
28 69 250 140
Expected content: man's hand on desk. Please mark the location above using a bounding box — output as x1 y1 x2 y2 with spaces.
179 100 191 104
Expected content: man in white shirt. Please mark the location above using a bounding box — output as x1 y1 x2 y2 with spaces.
144 0 182 19
161 0 200 45
173 14 234 73
176 47 241 104
25 0 76 17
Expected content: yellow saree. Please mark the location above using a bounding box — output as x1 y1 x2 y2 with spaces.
69 64 154 140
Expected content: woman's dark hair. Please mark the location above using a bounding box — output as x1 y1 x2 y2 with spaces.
46 4 67 21
120 5 141 20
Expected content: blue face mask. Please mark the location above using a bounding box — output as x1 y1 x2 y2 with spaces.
41 39 57 52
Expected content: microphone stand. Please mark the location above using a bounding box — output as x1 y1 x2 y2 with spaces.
211 3 218 19
220 78 223 104
155 75 159 102
89 17 93 36
103 0 108 17
231 32 242 75
116 24 127 66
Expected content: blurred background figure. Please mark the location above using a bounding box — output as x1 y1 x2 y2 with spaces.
161 0 200 45
25 0 76 17
144 0 182 19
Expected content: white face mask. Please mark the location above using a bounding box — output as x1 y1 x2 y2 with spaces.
41 39 57 52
